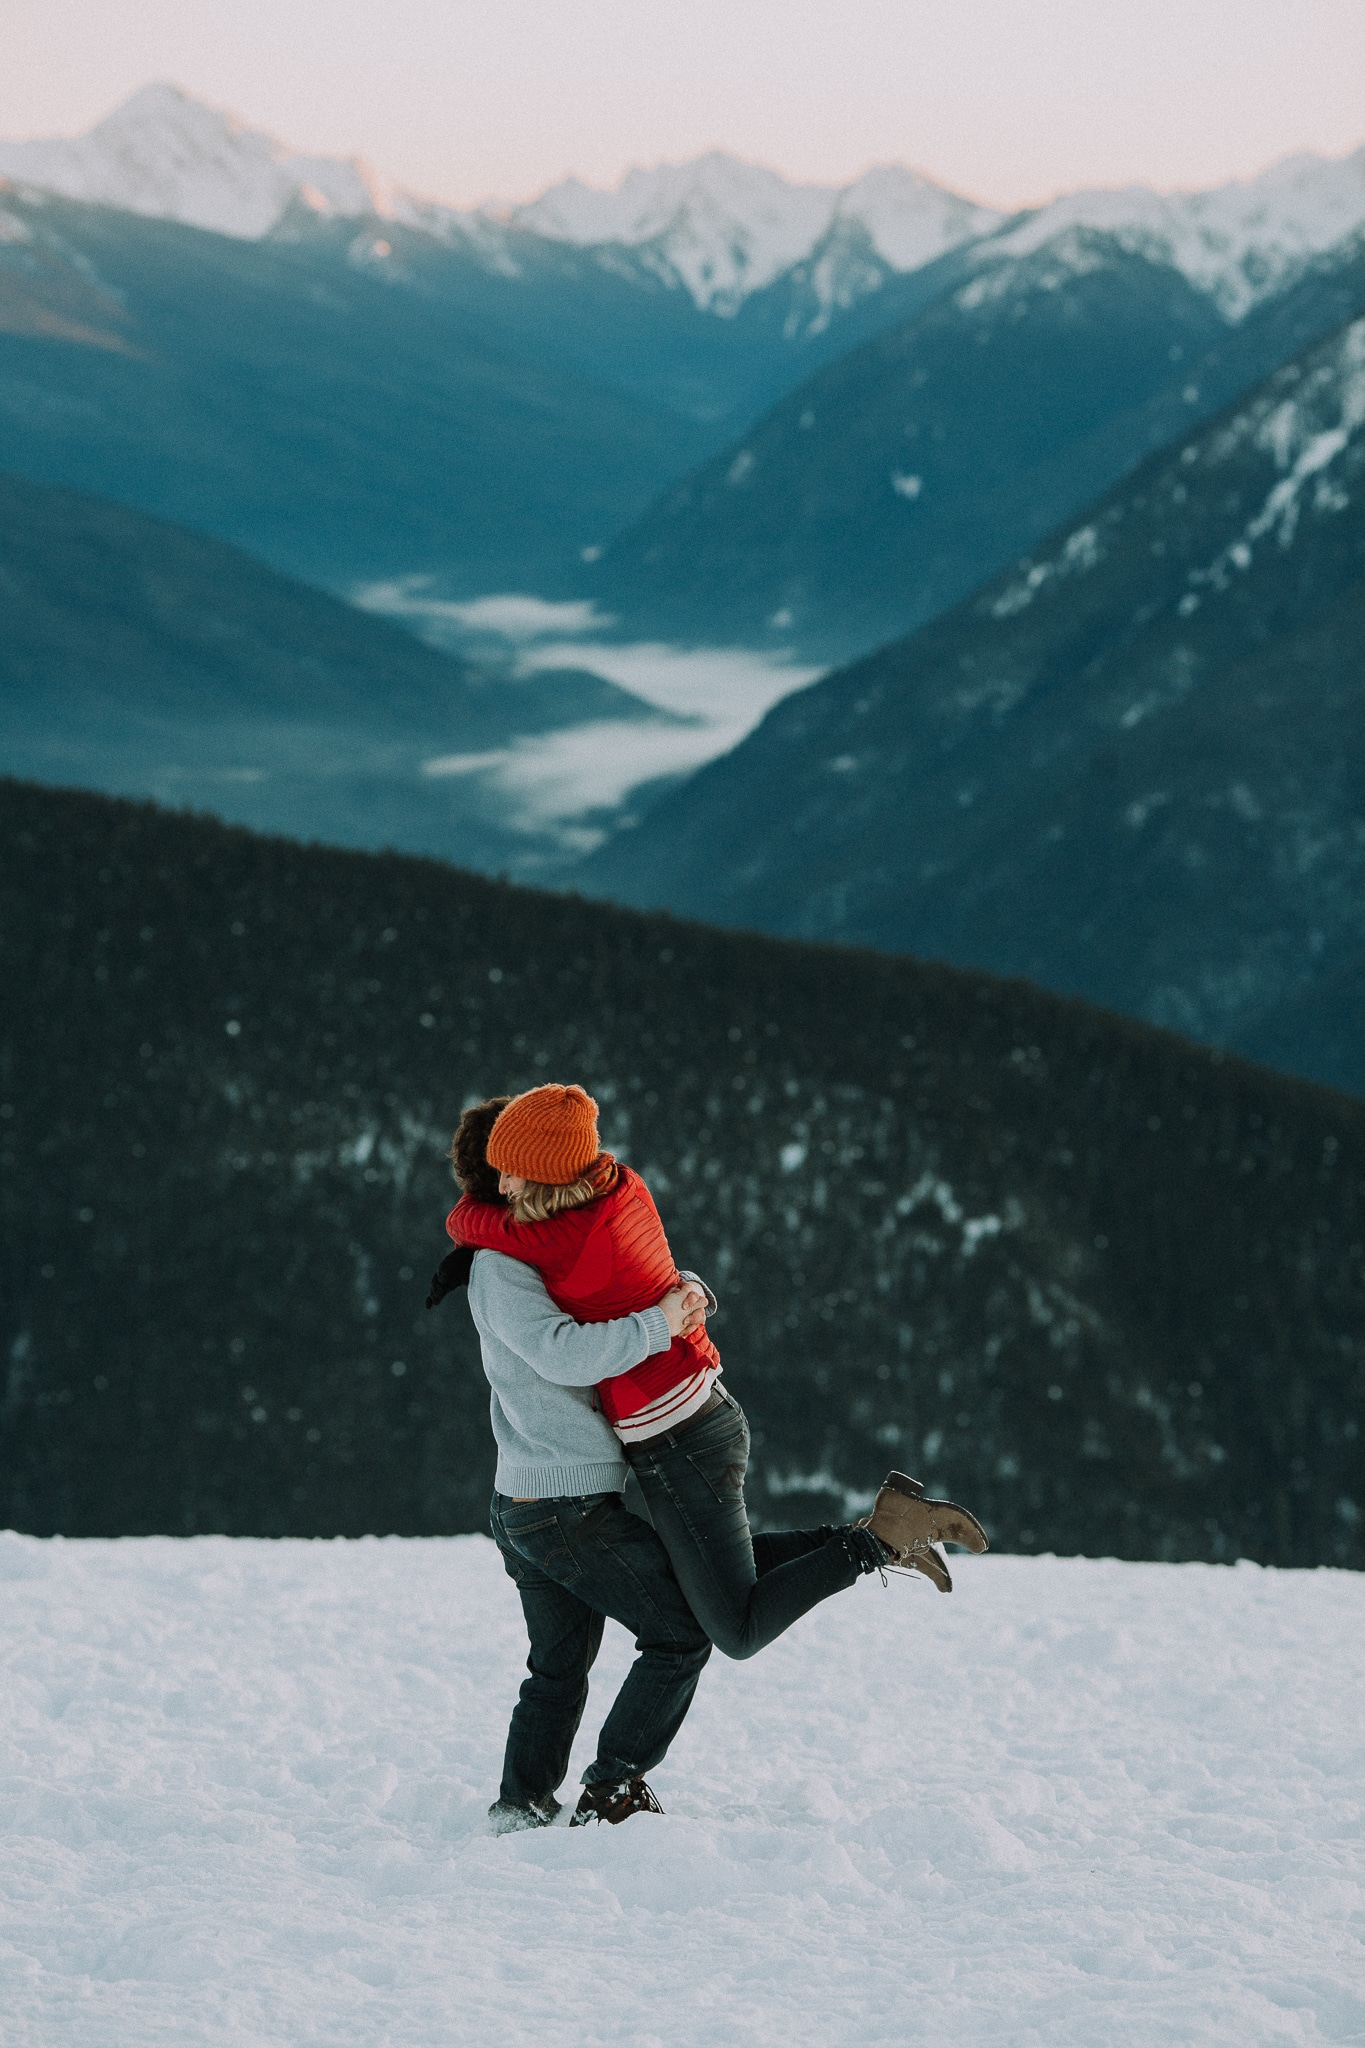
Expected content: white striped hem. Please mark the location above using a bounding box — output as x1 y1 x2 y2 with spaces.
614 1368 721 1444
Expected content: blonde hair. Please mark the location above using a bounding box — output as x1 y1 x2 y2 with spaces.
511 1174 598 1223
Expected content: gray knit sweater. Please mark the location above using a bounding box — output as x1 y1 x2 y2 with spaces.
466 1248 672 1499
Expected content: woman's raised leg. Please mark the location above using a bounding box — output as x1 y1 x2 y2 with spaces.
626 1394 884 1659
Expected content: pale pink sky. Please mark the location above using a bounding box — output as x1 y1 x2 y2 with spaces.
5 0 1364 208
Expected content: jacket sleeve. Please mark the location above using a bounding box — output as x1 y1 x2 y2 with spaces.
447 1193 583 1263
471 1252 672 1386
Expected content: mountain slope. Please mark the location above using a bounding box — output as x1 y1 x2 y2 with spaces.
0 180 961 588
590 239 1232 654
579 315 1365 1095
0 471 677 871
592 229 1365 658
0 189 715 594
0 471 484 730
2 777 1361 1564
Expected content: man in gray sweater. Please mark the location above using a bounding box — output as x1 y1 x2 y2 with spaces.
468 1228 712 1832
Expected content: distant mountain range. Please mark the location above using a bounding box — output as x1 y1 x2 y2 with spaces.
0 85 1007 372
3 86 1365 621
580 313 1365 1096
0 127 999 598
0 470 681 874
511 154 1004 322
5 84 1363 326
3 86 1363 1101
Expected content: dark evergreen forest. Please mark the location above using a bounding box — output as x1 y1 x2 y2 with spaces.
1 778 1361 1564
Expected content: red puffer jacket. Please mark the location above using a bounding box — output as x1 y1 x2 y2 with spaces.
447 1162 720 1426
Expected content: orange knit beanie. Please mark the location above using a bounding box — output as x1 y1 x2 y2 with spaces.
485 1083 601 1185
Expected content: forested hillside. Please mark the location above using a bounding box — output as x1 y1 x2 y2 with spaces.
2 781 1360 1564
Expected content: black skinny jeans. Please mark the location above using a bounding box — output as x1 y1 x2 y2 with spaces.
489 1490 712 1807
626 1388 863 1660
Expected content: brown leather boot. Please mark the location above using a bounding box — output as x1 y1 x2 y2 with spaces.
859 1472 989 1592
904 1540 954 1593
569 1777 664 1826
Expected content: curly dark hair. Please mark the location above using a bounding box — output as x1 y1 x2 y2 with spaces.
446 1095 512 1202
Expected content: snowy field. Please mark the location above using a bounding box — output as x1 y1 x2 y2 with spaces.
1 1536 1362 2048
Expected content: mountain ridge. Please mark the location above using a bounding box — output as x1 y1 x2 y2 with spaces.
509 152 1005 316
5 85 1364 331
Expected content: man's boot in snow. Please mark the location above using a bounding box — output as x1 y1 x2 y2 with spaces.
859 1471 988 1591
569 1777 664 1825
489 1793 561 1834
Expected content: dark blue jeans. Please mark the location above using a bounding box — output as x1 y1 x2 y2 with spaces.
626 1389 863 1660
489 1490 712 1808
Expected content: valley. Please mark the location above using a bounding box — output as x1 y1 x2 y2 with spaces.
0 471 814 875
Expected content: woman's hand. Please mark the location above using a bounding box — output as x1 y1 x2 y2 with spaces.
660 1283 708 1339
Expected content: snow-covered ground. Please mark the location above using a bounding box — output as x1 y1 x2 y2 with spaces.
2 1535 1362 2047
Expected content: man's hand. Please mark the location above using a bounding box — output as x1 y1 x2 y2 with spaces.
660 1282 708 1339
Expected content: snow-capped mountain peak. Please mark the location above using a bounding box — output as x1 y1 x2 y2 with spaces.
510 152 1004 313
832 164 1004 273
3 87 1363 325
511 153 839 312
979 146 1365 319
0 82 390 239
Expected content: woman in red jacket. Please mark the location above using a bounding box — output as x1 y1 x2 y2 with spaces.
450 1083 987 1661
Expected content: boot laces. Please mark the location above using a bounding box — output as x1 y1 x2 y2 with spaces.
573 1776 663 1825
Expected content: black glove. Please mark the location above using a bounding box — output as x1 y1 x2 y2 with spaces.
426 1245 475 1309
